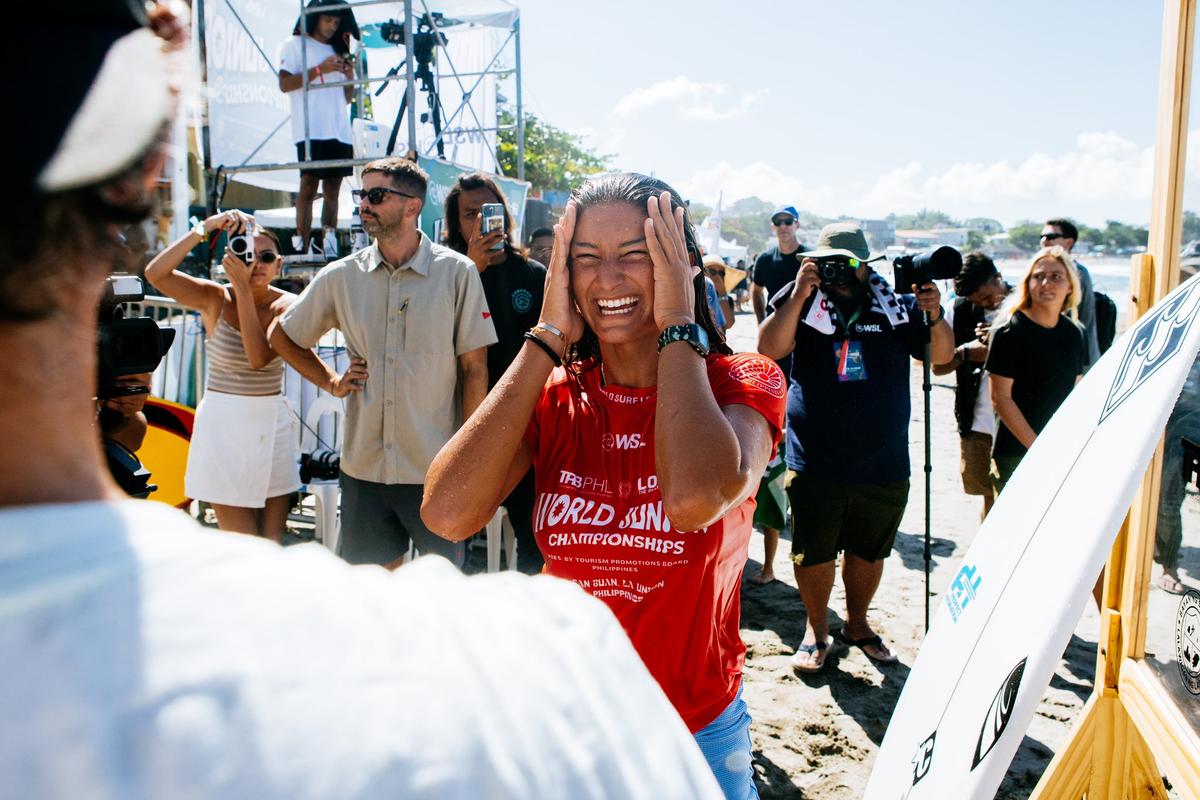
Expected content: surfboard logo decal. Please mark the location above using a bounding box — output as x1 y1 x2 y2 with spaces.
1177 590 1200 696
970 658 1026 770
909 731 936 786
1101 281 1200 424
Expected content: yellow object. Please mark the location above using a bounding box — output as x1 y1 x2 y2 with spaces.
138 397 195 510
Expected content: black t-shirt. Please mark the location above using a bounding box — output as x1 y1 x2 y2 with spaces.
985 311 1085 458
753 245 805 302
769 277 925 483
478 250 546 388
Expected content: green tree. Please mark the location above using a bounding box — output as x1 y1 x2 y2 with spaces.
496 110 611 192
966 230 987 250
894 208 957 229
1182 210 1200 244
1007 220 1044 252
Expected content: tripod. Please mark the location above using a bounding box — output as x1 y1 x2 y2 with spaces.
374 15 448 159
919 310 934 632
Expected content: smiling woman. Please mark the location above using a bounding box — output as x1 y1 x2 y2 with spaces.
422 172 787 798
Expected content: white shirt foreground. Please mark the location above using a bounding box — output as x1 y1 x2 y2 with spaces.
0 500 719 799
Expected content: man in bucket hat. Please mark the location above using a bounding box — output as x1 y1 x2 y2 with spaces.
759 223 953 672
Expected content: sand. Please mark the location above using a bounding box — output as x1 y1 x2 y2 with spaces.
722 310 1102 799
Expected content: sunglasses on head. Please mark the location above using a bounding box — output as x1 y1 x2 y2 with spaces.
772 217 796 226
352 187 416 205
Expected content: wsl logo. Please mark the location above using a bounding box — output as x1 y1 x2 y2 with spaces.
1101 277 1200 424
971 658 1026 770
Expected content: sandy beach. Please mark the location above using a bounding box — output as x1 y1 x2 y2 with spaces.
723 309 1101 799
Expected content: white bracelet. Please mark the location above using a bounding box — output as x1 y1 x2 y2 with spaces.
538 321 565 340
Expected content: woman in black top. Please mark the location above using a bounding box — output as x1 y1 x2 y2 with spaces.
985 246 1085 492
444 172 546 573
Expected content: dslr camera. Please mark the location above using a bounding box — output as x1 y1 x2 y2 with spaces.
892 246 962 293
98 274 177 498
812 256 861 287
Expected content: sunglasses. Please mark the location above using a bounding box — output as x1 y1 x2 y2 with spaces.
772 217 796 227
707 268 726 277
352 187 417 205
1040 232 1063 241
254 251 279 264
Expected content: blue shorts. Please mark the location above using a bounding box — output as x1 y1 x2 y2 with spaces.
693 683 758 799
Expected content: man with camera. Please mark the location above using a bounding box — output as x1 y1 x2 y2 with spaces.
933 253 1011 520
759 223 953 672
0 6 720 797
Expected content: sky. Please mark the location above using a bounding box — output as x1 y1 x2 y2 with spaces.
507 0 1199 228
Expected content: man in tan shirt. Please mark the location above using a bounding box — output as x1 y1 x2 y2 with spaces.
271 157 496 567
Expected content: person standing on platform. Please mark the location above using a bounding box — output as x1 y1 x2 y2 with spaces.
444 172 547 574
934 252 1010 520
270 157 496 569
758 223 952 673
747 205 805 585
277 0 359 259
1041 218 1099 368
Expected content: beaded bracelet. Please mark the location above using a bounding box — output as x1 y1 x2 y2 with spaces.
524 331 562 367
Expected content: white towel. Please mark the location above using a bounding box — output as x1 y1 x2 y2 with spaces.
802 272 909 334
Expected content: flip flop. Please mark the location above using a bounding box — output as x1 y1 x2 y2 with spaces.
790 640 829 674
1157 573 1186 595
834 629 899 665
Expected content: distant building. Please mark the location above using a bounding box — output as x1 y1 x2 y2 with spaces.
894 227 969 249
985 233 1022 258
858 218 895 250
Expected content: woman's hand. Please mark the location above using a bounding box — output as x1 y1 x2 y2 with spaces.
645 191 697 330
537 202 583 350
466 217 506 272
330 357 368 397
204 209 250 238
222 252 252 292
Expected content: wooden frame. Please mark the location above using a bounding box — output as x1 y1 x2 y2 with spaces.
1031 0 1200 795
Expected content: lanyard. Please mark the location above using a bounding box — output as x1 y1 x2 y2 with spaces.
835 301 865 375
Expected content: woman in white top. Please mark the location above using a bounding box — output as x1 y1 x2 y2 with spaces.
145 212 300 540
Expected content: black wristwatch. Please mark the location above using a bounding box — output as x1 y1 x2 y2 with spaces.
657 323 710 357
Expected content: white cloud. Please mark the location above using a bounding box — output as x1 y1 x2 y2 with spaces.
675 160 837 212
611 76 767 121
678 130 1200 226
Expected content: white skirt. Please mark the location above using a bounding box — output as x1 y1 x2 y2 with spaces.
185 392 301 508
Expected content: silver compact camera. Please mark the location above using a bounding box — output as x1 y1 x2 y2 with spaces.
228 220 256 262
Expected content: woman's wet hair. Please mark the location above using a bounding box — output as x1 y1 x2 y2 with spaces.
564 172 732 368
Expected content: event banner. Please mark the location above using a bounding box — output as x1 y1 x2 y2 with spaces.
201 0 513 191
418 155 528 244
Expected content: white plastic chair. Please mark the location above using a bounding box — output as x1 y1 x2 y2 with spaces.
299 394 345 554
485 505 516 573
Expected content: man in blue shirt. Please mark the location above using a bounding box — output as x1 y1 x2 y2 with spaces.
759 224 953 672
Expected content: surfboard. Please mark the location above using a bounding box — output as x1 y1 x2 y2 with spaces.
865 273 1200 799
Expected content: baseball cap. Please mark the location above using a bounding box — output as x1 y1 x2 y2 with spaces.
20 3 172 196
771 205 799 222
802 223 883 262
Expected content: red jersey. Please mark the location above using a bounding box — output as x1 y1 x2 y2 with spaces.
524 352 786 732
